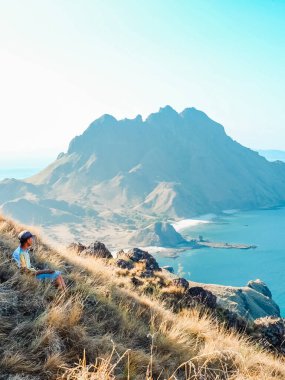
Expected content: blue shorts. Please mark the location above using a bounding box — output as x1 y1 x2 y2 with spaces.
36 270 61 281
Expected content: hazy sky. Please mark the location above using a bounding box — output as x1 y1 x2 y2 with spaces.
0 0 284 166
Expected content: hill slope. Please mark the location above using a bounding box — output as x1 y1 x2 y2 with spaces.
1 215 285 379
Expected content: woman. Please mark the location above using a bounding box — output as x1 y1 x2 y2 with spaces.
12 230 66 290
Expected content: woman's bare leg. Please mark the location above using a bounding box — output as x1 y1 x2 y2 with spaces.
59 275 67 289
54 275 67 290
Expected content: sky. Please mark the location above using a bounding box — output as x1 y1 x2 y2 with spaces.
0 0 284 168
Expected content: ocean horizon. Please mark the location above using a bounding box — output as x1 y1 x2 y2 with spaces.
0 168 40 181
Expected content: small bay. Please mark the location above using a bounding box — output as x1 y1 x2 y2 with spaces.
156 208 285 316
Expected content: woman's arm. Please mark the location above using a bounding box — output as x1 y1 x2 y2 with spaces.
35 269 55 275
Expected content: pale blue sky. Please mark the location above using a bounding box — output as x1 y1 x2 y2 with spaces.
0 0 284 166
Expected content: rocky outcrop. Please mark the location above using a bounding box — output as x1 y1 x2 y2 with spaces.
68 242 86 254
114 248 280 325
69 241 112 259
172 277 189 290
85 241 113 258
253 316 285 353
247 279 272 299
69 243 282 341
186 286 217 309
117 248 160 271
200 279 280 321
116 259 134 270
129 221 193 247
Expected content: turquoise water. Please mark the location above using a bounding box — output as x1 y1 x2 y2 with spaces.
0 168 39 180
156 208 285 316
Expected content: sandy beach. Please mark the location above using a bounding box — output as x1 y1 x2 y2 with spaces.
171 215 215 232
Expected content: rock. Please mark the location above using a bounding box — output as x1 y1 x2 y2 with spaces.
247 279 272 299
186 286 217 309
172 277 189 290
162 266 174 274
116 259 134 270
219 308 248 331
129 221 192 247
68 242 86 253
254 316 285 352
131 277 143 287
119 248 161 271
140 270 154 278
116 249 126 258
200 279 280 321
68 241 112 259
84 241 112 259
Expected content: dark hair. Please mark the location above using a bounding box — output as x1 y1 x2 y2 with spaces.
19 231 33 245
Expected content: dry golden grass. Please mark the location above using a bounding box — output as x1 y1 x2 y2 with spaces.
0 214 285 379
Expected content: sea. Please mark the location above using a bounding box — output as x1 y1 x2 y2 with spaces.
0 168 39 181
155 208 285 316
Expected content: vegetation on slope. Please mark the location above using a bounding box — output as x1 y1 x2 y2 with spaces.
0 214 285 379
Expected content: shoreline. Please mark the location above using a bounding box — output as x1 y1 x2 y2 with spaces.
197 241 257 250
171 215 215 232
129 240 257 259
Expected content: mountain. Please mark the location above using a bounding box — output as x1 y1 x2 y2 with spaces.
1 105 285 246
258 149 285 163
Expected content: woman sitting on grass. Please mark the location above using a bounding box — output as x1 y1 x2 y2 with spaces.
12 230 66 290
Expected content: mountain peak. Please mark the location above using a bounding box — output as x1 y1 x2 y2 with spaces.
92 114 117 125
146 105 180 125
158 105 178 114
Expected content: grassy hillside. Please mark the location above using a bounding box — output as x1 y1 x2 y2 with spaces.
0 215 285 379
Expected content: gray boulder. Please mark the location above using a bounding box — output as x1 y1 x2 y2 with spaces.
254 316 285 352
68 242 86 254
118 248 160 271
116 259 134 270
84 241 112 259
247 279 272 299
172 277 189 290
186 286 217 309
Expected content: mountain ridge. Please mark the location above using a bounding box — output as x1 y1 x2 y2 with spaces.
1 105 285 245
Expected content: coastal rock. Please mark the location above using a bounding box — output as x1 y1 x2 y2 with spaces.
247 279 272 299
199 279 280 321
129 221 192 247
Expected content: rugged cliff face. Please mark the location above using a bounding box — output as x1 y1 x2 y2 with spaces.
1 106 285 245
